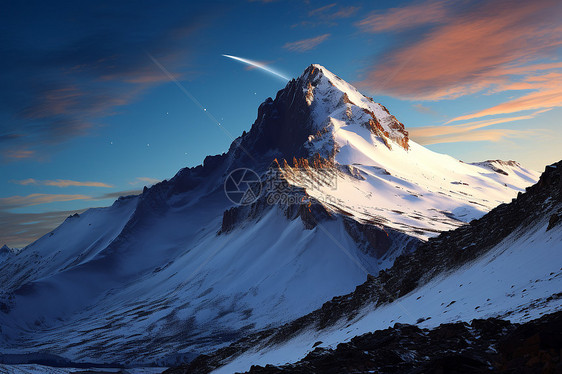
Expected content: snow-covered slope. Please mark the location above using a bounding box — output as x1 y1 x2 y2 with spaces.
213 216 562 374
0 196 138 293
0 65 539 366
268 65 538 239
168 161 562 374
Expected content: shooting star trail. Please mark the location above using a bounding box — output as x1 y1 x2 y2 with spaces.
222 54 289 81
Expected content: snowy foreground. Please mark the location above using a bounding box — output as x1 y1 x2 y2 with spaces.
214 216 562 373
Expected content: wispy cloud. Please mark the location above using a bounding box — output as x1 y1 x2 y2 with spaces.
309 3 337 16
129 177 161 186
0 194 93 209
329 6 360 20
0 189 141 210
96 190 141 200
414 128 533 145
11 179 113 188
357 0 447 32
294 3 359 28
0 188 141 247
308 3 359 19
0 209 86 248
357 0 562 100
447 73 562 122
409 110 548 145
0 4 209 161
283 34 330 52
412 103 442 117
4 149 35 160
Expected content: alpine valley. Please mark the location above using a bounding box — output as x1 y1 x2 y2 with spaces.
1 65 560 374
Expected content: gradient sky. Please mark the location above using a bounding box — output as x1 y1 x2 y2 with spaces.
1 0 561 247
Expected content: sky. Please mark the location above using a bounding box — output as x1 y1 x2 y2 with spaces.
1 0 561 247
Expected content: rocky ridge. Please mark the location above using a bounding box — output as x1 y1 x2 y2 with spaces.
241 310 562 374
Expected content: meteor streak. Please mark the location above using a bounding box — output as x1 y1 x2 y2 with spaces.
222 54 289 81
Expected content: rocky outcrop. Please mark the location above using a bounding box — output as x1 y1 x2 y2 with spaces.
343 219 419 259
241 310 562 374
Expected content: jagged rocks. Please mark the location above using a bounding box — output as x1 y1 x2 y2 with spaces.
547 214 560 231
239 311 562 374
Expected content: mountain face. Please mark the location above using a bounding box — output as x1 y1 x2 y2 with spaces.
0 65 539 366
167 160 562 374
0 245 13 263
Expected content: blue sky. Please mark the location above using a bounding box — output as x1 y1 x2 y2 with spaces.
1 0 561 247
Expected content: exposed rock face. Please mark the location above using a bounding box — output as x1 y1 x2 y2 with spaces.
239 311 562 374
220 157 339 233
164 160 562 374
472 160 520 174
343 219 419 259
547 214 560 231
236 64 410 165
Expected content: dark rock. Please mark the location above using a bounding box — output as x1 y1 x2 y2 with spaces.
232 311 562 374
547 214 560 231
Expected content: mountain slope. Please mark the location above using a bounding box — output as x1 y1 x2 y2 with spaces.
0 65 539 366
169 161 562 374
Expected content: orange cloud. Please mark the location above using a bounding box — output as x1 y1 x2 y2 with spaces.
358 0 562 100
415 128 533 145
357 0 447 32
0 194 93 209
11 179 113 188
0 208 87 248
283 34 330 52
0 188 140 248
448 73 562 123
4 149 35 159
410 113 542 145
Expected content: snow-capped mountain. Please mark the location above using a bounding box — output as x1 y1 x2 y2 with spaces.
167 161 562 374
0 65 539 366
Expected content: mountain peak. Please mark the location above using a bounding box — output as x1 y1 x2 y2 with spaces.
240 64 409 165
296 64 410 152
